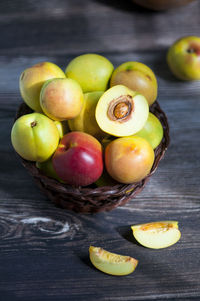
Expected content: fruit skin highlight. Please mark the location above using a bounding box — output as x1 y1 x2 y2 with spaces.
95 85 149 137
105 136 154 184
65 53 114 93
19 62 66 112
40 78 84 121
110 61 158 106
131 221 181 249
135 112 163 149
89 246 138 276
68 91 106 140
52 131 103 186
11 113 59 162
167 36 200 80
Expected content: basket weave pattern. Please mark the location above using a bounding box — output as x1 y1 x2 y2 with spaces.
16 101 170 213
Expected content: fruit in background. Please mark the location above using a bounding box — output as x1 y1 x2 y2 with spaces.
19 62 66 112
68 91 106 140
110 62 157 106
40 78 84 121
95 85 149 137
36 158 62 182
135 112 163 149
167 36 200 80
54 120 69 139
65 53 114 92
11 113 59 162
89 246 138 276
131 0 196 10
131 221 181 249
135 0 196 10
52 132 103 186
105 136 154 184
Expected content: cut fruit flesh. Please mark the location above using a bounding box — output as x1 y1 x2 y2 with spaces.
95 85 149 137
89 246 138 276
131 221 181 249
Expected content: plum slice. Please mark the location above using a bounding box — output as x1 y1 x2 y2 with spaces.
131 221 181 249
89 246 138 276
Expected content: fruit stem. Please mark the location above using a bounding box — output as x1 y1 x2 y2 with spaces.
31 121 37 127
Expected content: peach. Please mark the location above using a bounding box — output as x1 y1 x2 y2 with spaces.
52 132 103 186
40 78 84 121
105 136 154 184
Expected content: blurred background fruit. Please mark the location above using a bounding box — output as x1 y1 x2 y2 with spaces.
132 0 196 10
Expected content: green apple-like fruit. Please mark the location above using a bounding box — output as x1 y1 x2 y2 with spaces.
68 91 106 140
89 246 138 276
110 61 158 106
19 62 66 112
167 36 200 80
135 112 163 149
40 78 84 121
11 113 59 162
131 221 181 249
95 85 149 137
36 158 62 181
65 53 114 92
54 120 69 139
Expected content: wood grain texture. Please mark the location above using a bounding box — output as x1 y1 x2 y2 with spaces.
0 0 200 300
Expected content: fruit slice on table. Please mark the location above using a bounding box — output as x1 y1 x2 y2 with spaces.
68 91 106 140
135 112 163 149
95 85 149 137
19 62 66 112
167 36 200 80
89 246 138 276
105 136 154 184
110 61 158 106
131 221 181 249
40 78 84 121
65 53 114 93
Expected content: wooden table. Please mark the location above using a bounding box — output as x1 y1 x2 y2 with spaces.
1 1 200 300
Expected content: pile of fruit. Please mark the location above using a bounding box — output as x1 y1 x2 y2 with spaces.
11 53 165 187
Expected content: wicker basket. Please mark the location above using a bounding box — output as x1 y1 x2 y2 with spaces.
15 101 170 213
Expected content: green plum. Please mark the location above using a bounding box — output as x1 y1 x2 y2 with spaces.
68 91 106 140
65 53 114 92
11 113 59 162
167 36 200 80
110 61 158 106
54 120 70 139
135 112 163 149
36 158 63 182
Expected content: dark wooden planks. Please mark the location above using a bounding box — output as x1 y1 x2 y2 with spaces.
0 0 199 55
1 0 200 300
